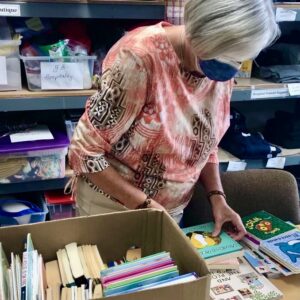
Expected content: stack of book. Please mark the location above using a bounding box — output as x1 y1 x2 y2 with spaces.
242 210 300 275
182 222 244 270
100 252 198 297
46 242 107 299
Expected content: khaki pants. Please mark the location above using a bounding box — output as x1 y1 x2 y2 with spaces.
75 176 183 224
76 177 128 216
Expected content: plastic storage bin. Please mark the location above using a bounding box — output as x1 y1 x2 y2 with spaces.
20 56 96 91
0 40 22 91
0 193 48 227
0 128 69 184
45 190 76 220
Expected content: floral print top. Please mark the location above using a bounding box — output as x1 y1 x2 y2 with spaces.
68 22 233 214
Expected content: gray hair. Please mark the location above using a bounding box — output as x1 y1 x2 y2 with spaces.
184 0 280 61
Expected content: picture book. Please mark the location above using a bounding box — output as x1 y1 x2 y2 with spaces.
242 211 295 241
110 273 198 296
260 231 300 273
182 222 243 263
103 270 179 297
208 257 240 271
210 258 283 300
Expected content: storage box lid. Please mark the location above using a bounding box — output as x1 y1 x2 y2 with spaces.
45 190 74 205
0 127 69 154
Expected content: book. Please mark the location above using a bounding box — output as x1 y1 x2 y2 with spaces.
45 260 62 288
260 231 300 273
109 273 198 296
182 222 244 263
208 257 240 270
103 269 179 297
242 211 295 242
56 249 75 287
77 247 91 281
65 243 87 286
0 243 9 300
210 257 283 300
103 265 179 290
92 284 103 299
101 257 174 284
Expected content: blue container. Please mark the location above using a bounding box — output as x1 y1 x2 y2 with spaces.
0 194 48 227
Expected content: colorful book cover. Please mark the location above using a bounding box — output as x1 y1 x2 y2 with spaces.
260 231 300 272
242 211 295 241
104 265 178 290
210 258 283 300
100 252 170 277
102 258 174 284
103 270 179 297
182 222 243 262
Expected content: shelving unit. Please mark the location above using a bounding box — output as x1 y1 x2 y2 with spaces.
0 1 165 19
1 1 300 195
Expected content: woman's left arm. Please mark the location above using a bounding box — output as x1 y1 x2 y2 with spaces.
199 162 246 240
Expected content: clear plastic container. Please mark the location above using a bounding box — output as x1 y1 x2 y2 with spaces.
0 40 22 91
0 194 48 227
0 128 69 184
45 190 76 220
20 55 96 91
0 148 68 184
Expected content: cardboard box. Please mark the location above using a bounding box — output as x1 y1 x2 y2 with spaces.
0 209 210 300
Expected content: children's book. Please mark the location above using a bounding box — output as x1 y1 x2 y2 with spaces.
103 269 179 297
208 257 240 271
103 265 178 290
260 231 300 273
110 273 198 296
210 258 283 300
242 211 295 242
100 252 170 277
182 222 243 263
102 258 174 284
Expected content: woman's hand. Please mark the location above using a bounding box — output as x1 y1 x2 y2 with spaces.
210 195 246 241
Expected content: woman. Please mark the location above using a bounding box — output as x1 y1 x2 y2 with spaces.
68 0 279 240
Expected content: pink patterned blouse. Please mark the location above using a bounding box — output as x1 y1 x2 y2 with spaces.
68 22 233 215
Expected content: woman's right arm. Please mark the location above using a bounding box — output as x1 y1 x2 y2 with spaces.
68 49 165 211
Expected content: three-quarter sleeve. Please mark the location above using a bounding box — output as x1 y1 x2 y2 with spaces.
68 48 149 174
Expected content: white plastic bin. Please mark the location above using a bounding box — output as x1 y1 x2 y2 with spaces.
21 55 96 91
0 40 22 91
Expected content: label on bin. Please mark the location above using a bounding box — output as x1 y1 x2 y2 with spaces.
0 56 7 85
0 4 20 16
41 62 84 90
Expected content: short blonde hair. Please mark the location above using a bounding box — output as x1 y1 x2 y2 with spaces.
184 0 280 61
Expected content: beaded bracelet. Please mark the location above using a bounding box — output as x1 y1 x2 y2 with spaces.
207 190 227 201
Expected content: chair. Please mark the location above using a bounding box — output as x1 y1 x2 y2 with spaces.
183 169 300 227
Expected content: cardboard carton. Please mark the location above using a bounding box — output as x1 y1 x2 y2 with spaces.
0 209 210 300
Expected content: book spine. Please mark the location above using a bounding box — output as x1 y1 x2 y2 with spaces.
21 252 27 300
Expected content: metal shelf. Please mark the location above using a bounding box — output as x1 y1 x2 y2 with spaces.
220 156 300 172
232 78 300 102
0 1 165 19
0 89 94 111
275 4 300 22
0 178 68 195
